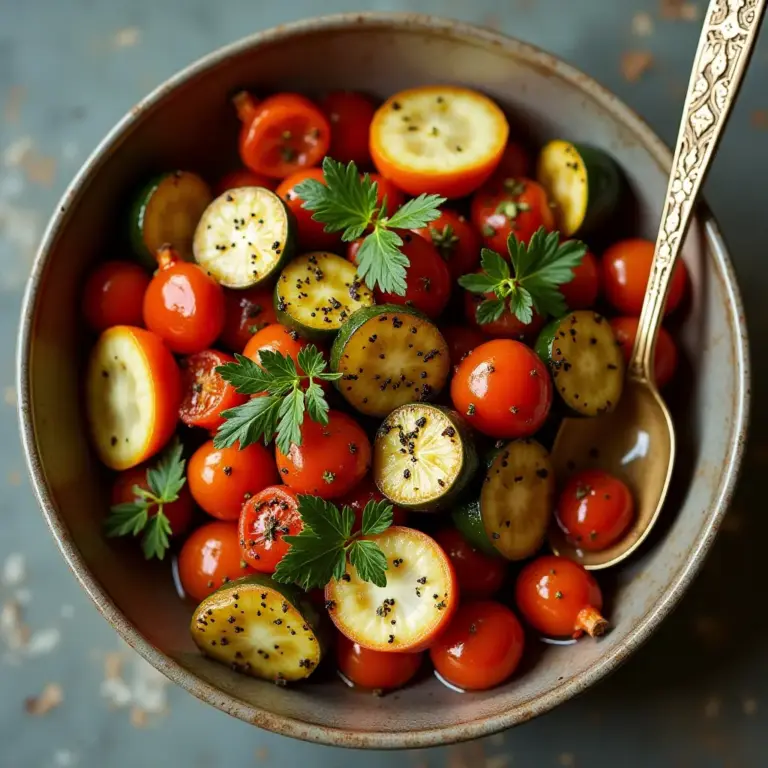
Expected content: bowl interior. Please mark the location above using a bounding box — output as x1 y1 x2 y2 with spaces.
20 16 747 748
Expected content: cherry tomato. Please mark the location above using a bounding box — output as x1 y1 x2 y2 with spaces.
238 486 302 572
187 439 279 521
111 464 193 538
276 410 371 499
610 317 678 389
602 238 687 316
471 177 555 254
451 339 552 439
219 285 278 353
370 173 405 214
515 555 608 639
82 261 150 333
440 325 488 374
555 469 634 552
234 91 331 179
142 246 225 355
430 601 525 691
433 528 506 598
320 91 377 167
463 288 545 340
493 141 532 180
179 349 247 432
178 521 253 602
214 168 275 196
276 168 340 251
559 251 600 310
413 209 481 282
337 634 423 691
336 476 408 531
243 323 315 382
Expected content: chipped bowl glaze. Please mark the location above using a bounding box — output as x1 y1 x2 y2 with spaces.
17 13 749 749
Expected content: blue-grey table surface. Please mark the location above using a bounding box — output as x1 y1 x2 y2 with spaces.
1 0 765 766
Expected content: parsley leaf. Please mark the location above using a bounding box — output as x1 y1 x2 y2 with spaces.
142 513 172 560
361 499 394 536
105 503 148 538
348 540 388 588
387 194 445 229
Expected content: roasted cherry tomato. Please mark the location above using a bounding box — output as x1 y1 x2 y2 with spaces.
234 91 331 179
187 439 279 521
433 528 506 598
430 601 525 691
219 285 278 353
239 486 302 572
178 521 253 602
336 476 408 531
83 261 150 333
179 349 247 432
515 555 608 639
336 634 423 691
370 173 405 214
451 339 552 439
463 288 545 340
560 251 600 310
413 209 481 282
471 177 555 253
111 464 193 538
243 323 316 382
440 325 488 374
320 90 377 167
602 238 687 316
276 410 371 499
214 168 275 196
276 168 341 251
610 316 678 389
143 246 225 355
555 469 634 552
493 141 532 181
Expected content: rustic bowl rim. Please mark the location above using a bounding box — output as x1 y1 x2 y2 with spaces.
17 11 750 749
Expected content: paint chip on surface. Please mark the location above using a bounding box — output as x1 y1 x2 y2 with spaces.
254 747 270 762
3 86 25 125
4 386 16 405
632 12 654 36
7 470 22 486
2 553 25 586
99 647 170 721
751 110 768 130
621 51 654 82
52 750 79 767
659 0 700 20
26 627 61 657
25 682 64 715
112 27 141 48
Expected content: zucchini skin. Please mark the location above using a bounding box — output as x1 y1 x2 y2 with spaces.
576 143 621 235
129 174 166 270
451 496 500 557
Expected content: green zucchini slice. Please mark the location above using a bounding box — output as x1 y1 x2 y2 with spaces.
274 252 374 341
330 304 450 418
535 310 625 417
193 187 294 289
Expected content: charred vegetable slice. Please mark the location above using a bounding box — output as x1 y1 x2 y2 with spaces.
535 310 624 417
330 304 450 418
374 404 477 512
193 187 294 289
130 171 213 269
274 252 374 341
190 574 326 683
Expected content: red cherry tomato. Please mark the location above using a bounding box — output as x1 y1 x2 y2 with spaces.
234 92 331 179
178 521 253 602
238 486 302 572
337 634 423 691
243 323 316 383
610 316 678 389
560 251 600 310
276 168 340 251
413 209 481 282
440 325 488 374
214 168 275 196
471 177 555 253
369 173 405 214
143 246 225 355
555 469 635 552
336 476 408 531
463 288 545 340
219 285 278 354
515 555 608 639
82 261 150 333
187 440 279 521
451 339 552 439
111 464 193 538
430 601 525 691
276 410 371 499
493 141 532 180
179 349 247 432
433 529 506 598
602 238 687 316
320 91 377 167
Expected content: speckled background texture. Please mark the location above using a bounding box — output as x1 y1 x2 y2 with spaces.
1 0 766 766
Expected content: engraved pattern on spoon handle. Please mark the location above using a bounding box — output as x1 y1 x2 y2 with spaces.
629 0 766 381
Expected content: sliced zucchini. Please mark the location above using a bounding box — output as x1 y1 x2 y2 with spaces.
330 304 449 418
130 171 213 269
535 310 625 417
536 140 621 236
193 187 294 289
190 574 327 684
274 252 374 341
450 499 501 557
373 404 477 512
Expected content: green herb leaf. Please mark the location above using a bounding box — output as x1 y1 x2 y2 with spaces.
361 499 394 536
507 285 535 325
387 194 445 229
214 394 282 450
105 503 148 538
304 381 330 426
145 436 186 501
475 298 507 325
481 248 510 282
142 512 172 561
213 354 272 395
348 540 388 587
457 272 497 294
275 388 305 455
355 228 409 296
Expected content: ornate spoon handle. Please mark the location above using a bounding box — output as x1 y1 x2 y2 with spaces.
630 0 766 381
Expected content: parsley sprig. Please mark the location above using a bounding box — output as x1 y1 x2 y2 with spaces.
273 496 394 590
295 157 445 295
459 227 586 325
104 438 186 560
214 346 341 454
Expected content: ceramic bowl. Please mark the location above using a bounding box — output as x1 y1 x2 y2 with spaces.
17 13 749 749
